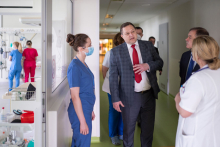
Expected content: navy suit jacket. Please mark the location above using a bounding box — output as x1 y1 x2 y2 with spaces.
179 50 200 86
109 40 163 106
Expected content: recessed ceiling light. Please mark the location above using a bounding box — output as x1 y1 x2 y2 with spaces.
103 23 109 26
142 4 150 6
105 14 114 19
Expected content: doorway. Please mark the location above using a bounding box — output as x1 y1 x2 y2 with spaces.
158 22 169 95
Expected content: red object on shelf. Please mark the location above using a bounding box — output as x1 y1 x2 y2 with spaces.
21 110 34 123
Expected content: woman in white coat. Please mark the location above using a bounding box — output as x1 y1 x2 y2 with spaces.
175 35 220 147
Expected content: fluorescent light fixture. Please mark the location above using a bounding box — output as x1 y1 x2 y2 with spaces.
19 17 41 26
0 0 33 8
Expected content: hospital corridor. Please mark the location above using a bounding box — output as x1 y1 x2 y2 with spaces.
0 0 220 147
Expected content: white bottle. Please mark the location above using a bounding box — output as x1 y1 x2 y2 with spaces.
0 107 7 123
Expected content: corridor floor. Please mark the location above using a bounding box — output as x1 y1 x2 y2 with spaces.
91 55 178 147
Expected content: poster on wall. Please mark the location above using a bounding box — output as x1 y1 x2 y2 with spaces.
52 20 66 92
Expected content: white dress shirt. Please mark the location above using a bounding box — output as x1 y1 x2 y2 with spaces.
126 41 151 92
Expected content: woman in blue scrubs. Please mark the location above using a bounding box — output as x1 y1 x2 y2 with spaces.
66 33 96 147
8 42 23 91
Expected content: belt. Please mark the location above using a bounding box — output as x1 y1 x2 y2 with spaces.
136 89 151 94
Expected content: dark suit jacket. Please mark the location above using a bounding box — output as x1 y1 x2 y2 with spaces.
179 50 200 86
155 47 159 54
154 47 162 71
109 40 163 107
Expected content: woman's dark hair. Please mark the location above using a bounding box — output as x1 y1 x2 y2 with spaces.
66 33 89 52
26 40 32 46
113 32 124 46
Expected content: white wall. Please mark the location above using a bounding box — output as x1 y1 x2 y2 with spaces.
73 0 100 138
140 0 220 96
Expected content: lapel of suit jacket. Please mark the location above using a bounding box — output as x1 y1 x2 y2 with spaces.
121 42 133 69
138 40 148 63
193 64 200 72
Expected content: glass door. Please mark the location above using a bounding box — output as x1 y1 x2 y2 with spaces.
41 0 73 146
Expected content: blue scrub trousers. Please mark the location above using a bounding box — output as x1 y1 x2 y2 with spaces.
108 93 123 137
68 99 92 147
8 69 21 91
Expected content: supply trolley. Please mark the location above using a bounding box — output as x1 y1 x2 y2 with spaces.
1 81 42 147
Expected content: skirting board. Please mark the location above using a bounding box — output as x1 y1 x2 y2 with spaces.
68 137 100 146
91 137 100 143
159 90 175 99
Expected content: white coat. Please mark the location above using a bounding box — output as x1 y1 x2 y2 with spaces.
176 65 220 147
102 51 111 94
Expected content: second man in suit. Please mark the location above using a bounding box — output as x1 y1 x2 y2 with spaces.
109 22 163 147
179 27 209 86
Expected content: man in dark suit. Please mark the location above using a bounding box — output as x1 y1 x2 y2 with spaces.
179 27 209 86
149 36 159 54
109 22 163 147
149 36 162 75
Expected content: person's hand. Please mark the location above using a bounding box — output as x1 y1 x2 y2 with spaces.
159 71 162 75
113 101 124 112
80 122 89 135
175 92 181 104
133 63 150 74
92 111 95 121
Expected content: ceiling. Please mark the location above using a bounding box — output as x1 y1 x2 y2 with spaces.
100 0 179 33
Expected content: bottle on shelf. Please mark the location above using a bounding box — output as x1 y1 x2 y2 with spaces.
0 107 7 123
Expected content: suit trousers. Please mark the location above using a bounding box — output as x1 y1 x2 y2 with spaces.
121 88 156 147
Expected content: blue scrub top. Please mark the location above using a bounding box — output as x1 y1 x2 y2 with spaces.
10 49 22 71
67 58 96 109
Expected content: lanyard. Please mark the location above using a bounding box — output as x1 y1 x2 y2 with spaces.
194 66 209 73
75 56 95 89
181 66 209 88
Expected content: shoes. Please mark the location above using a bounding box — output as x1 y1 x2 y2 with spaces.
119 135 123 141
111 136 121 145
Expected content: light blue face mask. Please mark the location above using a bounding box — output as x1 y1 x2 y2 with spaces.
84 46 94 56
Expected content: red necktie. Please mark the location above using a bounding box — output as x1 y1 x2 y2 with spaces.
131 44 142 83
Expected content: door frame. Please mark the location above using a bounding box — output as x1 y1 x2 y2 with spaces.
41 0 73 146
